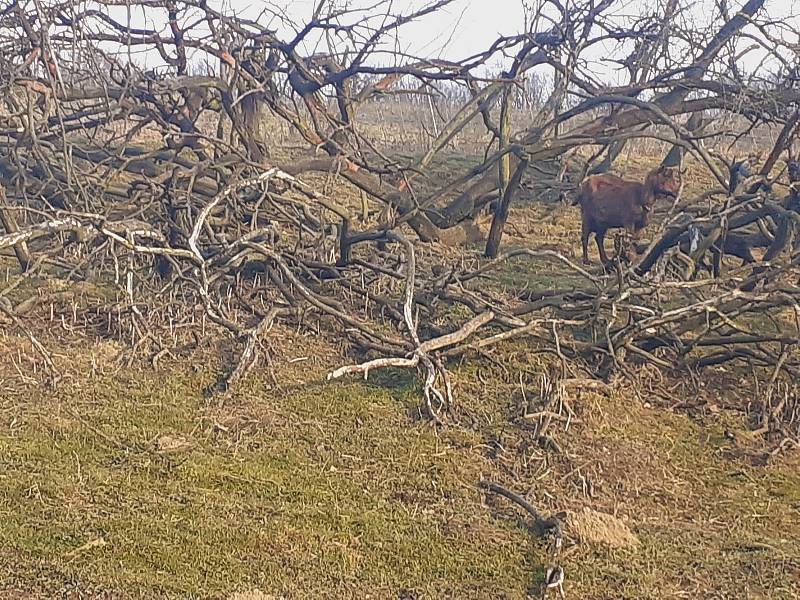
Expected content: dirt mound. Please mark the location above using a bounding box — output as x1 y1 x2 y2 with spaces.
227 591 280 600
154 434 193 453
568 508 639 549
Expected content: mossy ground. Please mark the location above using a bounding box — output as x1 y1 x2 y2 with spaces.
2 326 798 599
0 342 535 599
1 155 799 599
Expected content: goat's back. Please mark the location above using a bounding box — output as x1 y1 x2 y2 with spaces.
576 174 646 228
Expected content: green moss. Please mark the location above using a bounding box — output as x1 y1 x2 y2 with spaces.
0 364 536 598
3 326 800 600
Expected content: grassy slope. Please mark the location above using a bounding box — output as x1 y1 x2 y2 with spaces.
0 352 535 599
0 333 798 599
1 155 799 599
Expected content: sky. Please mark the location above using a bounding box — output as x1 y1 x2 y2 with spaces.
211 0 797 62
96 0 799 84
245 0 536 59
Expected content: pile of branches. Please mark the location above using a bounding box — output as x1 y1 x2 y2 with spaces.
0 0 799 439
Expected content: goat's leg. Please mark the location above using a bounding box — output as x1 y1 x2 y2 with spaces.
595 228 611 265
624 225 641 262
711 247 722 278
697 253 714 277
581 216 592 264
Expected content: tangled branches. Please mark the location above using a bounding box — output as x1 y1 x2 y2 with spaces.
0 0 799 442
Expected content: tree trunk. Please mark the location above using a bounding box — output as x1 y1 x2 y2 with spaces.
0 186 32 272
485 157 529 258
661 111 706 168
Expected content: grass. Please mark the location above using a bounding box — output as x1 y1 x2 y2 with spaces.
1 329 798 599
1 155 799 599
0 355 537 599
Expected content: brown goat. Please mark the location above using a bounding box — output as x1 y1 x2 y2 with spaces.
573 165 682 264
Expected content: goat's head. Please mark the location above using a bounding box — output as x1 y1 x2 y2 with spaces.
649 165 682 199
728 159 753 193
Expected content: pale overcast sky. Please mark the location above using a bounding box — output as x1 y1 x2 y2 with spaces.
102 0 798 82
215 0 797 60
211 0 634 70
